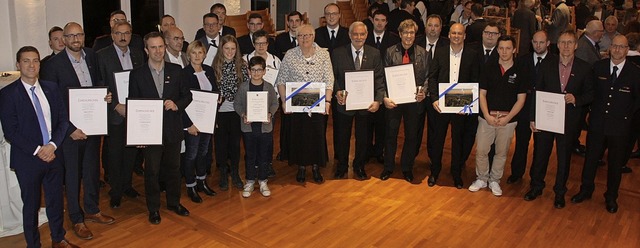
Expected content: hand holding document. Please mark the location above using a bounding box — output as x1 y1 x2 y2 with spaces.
534 91 565 134
345 70 374 111
68 87 108 136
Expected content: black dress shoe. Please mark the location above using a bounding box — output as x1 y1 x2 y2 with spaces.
402 171 414 183
110 199 121 209
380 170 392 181
427 176 437 187
506 176 521 184
571 191 592 203
355 168 367 180
453 178 463 189
524 189 542 201
606 200 619 213
312 165 324 183
167 204 190 216
334 170 346 179
296 166 306 183
187 187 203 203
573 145 586 157
196 179 216 196
148 211 161 225
554 196 566 209
124 188 140 198
622 166 632 173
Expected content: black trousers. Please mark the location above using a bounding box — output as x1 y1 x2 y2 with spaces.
580 131 630 200
529 129 579 196
367 105 385 157
278 106 291 160
214 112 242 167
107 122 136 201
334 111 371 172
143 141 181 212
510 116 534 179
63 135 101 224
384 103 420 172
243 131 272 180
430 114 478 180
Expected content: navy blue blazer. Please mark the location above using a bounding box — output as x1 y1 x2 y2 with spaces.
0 79 69 169
180 64 218 128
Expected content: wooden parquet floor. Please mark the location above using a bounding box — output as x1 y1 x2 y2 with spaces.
2 117 640 247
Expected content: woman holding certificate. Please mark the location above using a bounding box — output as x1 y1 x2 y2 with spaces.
275 24 334 184
181 40 219 203
213 35 249 191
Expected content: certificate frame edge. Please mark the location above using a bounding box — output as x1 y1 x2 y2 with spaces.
67 86 109 136
125 98 165 146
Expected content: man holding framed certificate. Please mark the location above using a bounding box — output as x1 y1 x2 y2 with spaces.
380 19 427 183
331 21 385 180
128 32 193 224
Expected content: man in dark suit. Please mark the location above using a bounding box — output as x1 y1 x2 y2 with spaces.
0 46 76 248
511 0 537 55
545 0 571 54
427 23 480 189
473 23 501 64
380 19 428 183
238 13 276 55
465 3 487 44
92 10 144 53
96 21 144 209
415 14 450 161
197 13 222 67
163 27 188 68
315 3 351 55
332 21 385 180
571 35 640 213
129 32 192 224
576 20 604 65
40 22 115 240
525 30 594 209
41 26 65 64
387 0 426 37
194 3 236 40
507 30 558 184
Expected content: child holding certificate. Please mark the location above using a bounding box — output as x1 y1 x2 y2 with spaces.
234 56 279 197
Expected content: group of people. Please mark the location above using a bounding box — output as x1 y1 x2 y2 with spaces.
2 1 640 247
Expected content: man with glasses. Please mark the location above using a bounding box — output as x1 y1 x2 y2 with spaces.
197 13 222 66
475 22 501 64
164 27 188 68
41 22 115 241
315 3 350 55
159 14 189 53
572 35 640 213
194 3 236 40
92 10 144 53
96 21 145 209
238 13 275 55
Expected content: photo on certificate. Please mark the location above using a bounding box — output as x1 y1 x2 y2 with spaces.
68 87 108 136
126 99 164 146
113 70 130 103
185 90 219 134
384 64 417 104
438 83 479 114
285 82 326 113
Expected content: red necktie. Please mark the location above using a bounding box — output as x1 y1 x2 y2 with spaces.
402 50 410 64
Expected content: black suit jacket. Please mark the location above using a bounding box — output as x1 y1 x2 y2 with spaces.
180 64 217 128
514 53 559 121
96 44 145 125
194 25 236 40
40 48 102 135
531 56 594 133
365 31 401 59
0 80 69 169
471 42 499 64
237 33 276 55
589 59 640 136
511 7 536 54
387 8 426 37
274 32 297 60
331 44 385 115
92 34 145 54
428 45 480 103
128 62 192 144
415 37 450 70
465 18 487 44
41 51 56 65
314 26 351 55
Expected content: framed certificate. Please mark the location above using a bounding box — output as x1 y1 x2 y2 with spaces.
535 91 565 134
384 64 416 104
438 82 479 114
247 91 269 122
345 70 374 111
126 99 164 146
113 71 130 103
285 82 326 113
185 90 219 134
68 87 108 136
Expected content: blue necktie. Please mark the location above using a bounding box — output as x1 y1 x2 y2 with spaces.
30 86 49 145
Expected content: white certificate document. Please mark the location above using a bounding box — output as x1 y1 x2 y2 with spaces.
535 91 565 134
68 87 108 136
384 64 416 104
345 70 374 111
114 71 130 103
263 66 279 86
185 90 219 134
126 99 164 146
247 91 269 122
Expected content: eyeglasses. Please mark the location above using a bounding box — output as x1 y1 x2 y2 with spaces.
483 31 500 37
250 68 264 73
400 31 416 36
610 44 629 50
254 41 268 46
63 33 85 39
114 31 131 36
297 33 313 39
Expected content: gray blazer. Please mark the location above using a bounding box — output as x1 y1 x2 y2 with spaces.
164 52 188 67
547 2 570 44
233 80 279 133
575 35 601 65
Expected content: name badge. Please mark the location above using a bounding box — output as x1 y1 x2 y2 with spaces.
508 73 517 84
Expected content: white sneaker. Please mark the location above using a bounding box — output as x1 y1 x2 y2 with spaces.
468 180 488 192
259 180 271 197
242 180 255 198
488 181 502 196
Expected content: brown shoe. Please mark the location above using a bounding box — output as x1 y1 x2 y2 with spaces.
85 212 115 224
52 239 79 248
73 223 93 240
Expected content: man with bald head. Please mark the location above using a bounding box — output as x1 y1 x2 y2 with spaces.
576 20 605 65
572 35 640 213
164 27 188 68
41 22 115 240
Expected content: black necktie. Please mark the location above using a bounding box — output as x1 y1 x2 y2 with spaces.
292 37 297 47
428 44 434 60
210 39 217 48
535 56 542 71
595 42 601 53
331 30 336 47
611 65 618 84
484 49 491 63
376 36 381 49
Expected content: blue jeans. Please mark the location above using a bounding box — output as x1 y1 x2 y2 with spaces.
183 131 212 186
242 131 273 181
